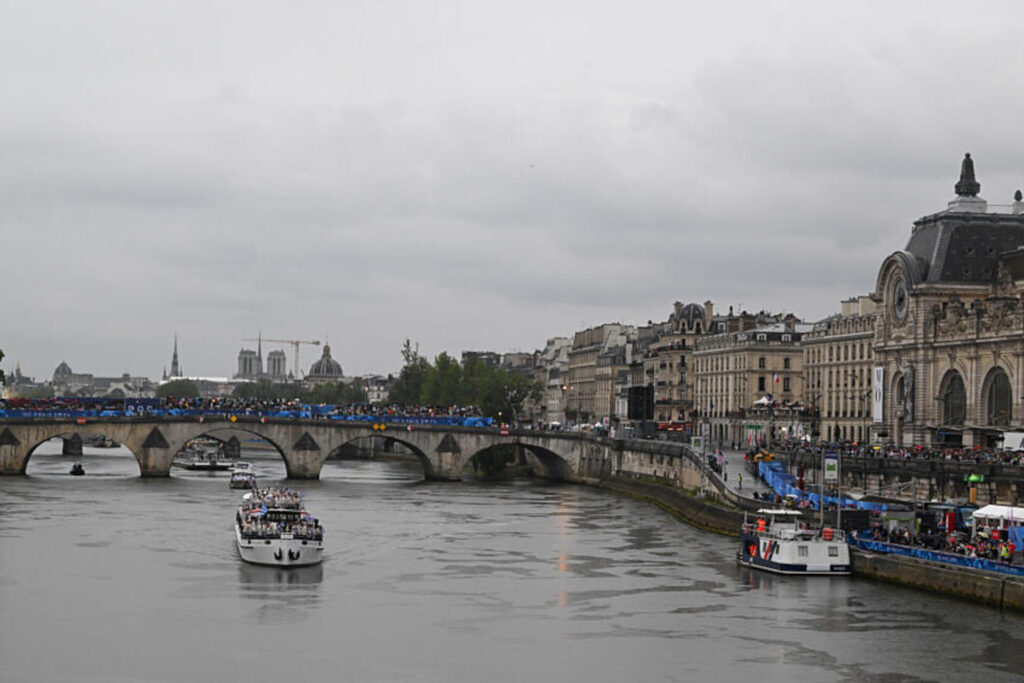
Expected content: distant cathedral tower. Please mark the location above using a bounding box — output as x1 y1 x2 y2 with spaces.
168 334 182 378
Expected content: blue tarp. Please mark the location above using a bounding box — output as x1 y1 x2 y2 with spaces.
0 408 495 428
850 537 1024 577
758 460 890 512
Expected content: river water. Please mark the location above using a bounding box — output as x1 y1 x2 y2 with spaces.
2 444 1024 682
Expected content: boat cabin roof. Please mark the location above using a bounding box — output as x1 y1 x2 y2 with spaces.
755 509 802 516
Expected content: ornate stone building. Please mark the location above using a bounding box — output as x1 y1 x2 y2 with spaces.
305 344 344 386
802 296 877 444
648 302 711 421
693 317 809 446
534 337 571 425
566 324 633 423
873 154 1024 448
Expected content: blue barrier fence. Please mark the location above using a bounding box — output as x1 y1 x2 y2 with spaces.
0 408 494 428
758 460 890 512
850 537 1024 577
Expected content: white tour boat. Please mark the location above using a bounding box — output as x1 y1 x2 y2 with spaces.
173 438 232 471
737 509 850 575
235 489 324 567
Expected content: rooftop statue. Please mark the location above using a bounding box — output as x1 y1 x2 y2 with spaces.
954 152 981 197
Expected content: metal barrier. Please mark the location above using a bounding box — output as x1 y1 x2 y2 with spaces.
850 537 1024 577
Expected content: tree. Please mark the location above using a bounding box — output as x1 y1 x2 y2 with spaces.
156 378 200 398
422 352 462 405
232 380 295 401
389 339 430 405
305 381 366 405
0 348 5 386
476 368 541 423
16 384 53 399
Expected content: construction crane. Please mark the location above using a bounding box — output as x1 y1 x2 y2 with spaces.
242 338 321 379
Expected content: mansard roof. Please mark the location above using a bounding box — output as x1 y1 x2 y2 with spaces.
902 155 1024 286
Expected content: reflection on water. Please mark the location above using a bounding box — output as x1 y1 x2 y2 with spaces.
238 561 324 588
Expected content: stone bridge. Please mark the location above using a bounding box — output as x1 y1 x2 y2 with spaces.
0 416 701 483
0 417 723 491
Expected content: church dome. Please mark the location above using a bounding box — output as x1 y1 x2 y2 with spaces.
308 345 343 378
53 360 73 379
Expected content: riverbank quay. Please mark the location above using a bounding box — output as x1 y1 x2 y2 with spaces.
595 475 746 536
850 546 1024 611
589 446 1024 612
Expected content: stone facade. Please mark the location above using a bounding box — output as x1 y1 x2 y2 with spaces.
693 317 808 446
534 337 571 425
872 155 1024 448
802 296 877 443
566 324 633 423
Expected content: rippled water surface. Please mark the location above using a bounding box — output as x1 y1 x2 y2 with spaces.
3 445 1024 682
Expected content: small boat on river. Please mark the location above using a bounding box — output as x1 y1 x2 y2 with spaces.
173 438 232 471
69 462 85 476
737 509 850 575
229 470 257 489
235 488 324 567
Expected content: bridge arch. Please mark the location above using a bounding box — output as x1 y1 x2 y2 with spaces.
460 442 574 481
23 427 143 475
327 432 437 478
167 425 289 467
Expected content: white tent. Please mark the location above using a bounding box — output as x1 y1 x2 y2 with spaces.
972 505 1024 523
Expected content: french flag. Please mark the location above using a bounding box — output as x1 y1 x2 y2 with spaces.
773 373 780 384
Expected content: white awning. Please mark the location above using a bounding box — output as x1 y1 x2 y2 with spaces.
971 504 1024 522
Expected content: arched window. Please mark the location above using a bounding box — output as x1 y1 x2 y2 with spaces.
942 373 966 426
987 369 1012 426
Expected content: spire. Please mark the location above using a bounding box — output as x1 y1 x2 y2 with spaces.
947 153 987 213
954 152 981 197
170 333 181 377
257 330 264 376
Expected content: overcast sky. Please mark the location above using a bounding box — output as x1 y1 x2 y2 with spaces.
3 1 1024 381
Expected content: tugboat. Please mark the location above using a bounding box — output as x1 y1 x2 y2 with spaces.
235 488 324 567
69 462 85 476
737 509 850 575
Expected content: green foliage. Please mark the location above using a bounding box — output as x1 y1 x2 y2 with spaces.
0 348 4 386
15 384 53 399
155 378 200 398
232 380 295 401
305 381 366 405
421 352 462 406
388 339 431 405
392 342 542 421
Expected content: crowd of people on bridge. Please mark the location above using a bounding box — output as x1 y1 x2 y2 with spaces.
0 396 486 421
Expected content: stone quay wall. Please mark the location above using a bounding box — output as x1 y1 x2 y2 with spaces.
851 548 1024 611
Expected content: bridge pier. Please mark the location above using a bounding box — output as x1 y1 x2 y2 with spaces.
62 434 83 456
